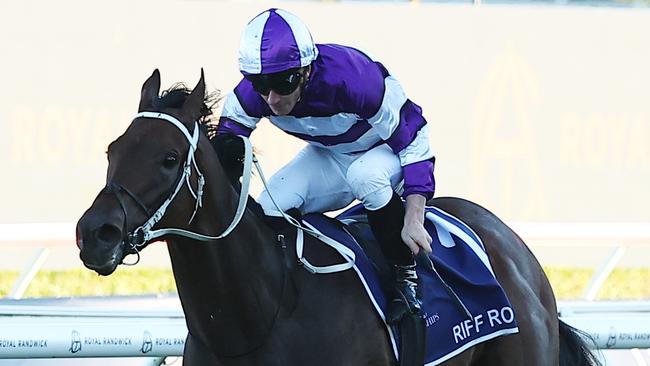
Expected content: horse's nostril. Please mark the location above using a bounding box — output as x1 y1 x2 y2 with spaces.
96 224 122 245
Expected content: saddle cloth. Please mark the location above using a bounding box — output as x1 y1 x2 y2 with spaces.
301 204 519 365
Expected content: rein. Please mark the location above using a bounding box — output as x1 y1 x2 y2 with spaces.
120 111 355 274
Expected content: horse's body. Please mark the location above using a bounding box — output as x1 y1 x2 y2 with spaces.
77 70 599 366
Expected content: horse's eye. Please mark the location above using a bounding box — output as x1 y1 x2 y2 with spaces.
163 154 178 169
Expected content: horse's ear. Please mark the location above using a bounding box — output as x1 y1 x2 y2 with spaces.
182 69 206 123
139 69 161 112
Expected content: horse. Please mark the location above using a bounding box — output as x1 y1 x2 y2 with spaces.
76 69 601 366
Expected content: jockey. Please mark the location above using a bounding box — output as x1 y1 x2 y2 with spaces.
217 8 434 324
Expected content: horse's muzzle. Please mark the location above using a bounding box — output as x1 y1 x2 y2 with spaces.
76 211 126 276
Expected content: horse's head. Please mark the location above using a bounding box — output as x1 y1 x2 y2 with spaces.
76 69 214 275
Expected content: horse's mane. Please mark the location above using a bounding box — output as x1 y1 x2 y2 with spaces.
155 83 221 137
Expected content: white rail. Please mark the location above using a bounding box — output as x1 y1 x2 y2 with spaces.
0 301 649 358
0 316 186 358
510 222 650 301
1 222 649 360
559 301 650 350
509 222 650 243
0 299 186 360
3 222 649 246
0 223 76 246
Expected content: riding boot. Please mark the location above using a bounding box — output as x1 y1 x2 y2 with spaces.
367 193 423 325
390 263 422 324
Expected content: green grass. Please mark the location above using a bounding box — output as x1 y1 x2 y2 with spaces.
0 268 177 298
1 267 649 300
544 267 650 300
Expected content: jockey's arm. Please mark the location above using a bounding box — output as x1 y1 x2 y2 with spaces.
354 74 435 255
402 194 433 255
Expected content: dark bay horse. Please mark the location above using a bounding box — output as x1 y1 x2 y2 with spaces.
76 70 600 366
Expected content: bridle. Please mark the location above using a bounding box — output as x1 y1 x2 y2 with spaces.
108 111 354 274
114 112 253 259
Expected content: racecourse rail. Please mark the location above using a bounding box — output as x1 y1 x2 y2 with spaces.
1 222 649 360
0 298 649 360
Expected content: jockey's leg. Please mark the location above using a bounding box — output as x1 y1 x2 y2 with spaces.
345 145 421 324
368 193 422 323
257 145 354 217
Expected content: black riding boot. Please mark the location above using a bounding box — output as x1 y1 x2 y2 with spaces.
367 193 423 325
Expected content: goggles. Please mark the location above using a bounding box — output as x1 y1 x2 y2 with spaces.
246 68 305 96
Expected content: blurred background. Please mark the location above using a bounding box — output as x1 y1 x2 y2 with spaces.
0 0 648 364
2 0 650 224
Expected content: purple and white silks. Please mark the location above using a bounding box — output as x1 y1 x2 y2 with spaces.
219 43 435 199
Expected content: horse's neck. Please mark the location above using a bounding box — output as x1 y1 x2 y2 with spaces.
167 150 286 356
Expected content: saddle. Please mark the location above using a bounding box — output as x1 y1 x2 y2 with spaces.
275 203 520 365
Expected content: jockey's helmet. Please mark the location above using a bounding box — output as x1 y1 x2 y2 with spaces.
238 8 318 76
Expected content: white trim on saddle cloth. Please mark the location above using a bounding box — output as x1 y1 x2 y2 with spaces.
301 220 401 359
301 205 519 365
425 206 494 277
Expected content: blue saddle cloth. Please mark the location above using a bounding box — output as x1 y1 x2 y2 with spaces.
301 204 519 365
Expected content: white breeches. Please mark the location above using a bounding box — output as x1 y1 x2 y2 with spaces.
258 144 403 217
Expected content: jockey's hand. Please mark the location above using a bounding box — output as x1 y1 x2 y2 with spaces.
401 194 433 255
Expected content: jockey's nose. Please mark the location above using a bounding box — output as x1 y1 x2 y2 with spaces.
267 90 282 105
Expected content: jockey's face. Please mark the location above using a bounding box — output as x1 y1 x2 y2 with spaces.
247 66 310 116
262 83 302 115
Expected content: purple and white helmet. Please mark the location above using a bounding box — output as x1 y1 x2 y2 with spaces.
238 8 319 75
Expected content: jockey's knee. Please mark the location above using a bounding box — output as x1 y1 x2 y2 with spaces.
346 167 394 210
257 190 304 217
359 186 394 211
